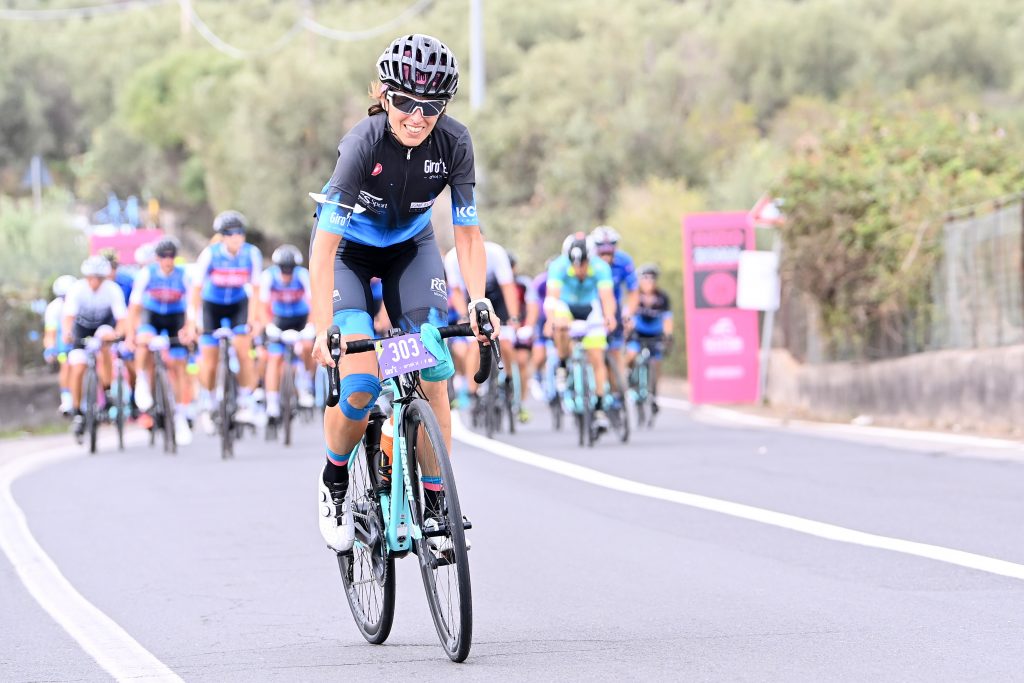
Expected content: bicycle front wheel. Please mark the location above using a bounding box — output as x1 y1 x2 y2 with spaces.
281 360 295 446
405 398 473 662
113 368 126 451
338 442 396 644
84 367 99 454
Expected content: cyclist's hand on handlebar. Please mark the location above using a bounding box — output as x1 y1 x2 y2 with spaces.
604 313 618 334
312 328 343 368
468 297 499 344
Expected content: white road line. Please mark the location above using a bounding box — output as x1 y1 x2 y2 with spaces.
0 435 183 683
656 396 1024 458
452 417 1024 582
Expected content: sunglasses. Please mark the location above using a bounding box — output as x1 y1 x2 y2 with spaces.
387 91 446 117
156 252 176 259
221 228 245 236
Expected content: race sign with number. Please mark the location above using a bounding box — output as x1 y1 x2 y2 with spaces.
375 334 439 379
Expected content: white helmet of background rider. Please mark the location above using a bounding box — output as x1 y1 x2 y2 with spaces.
590 225 620 255
134 242 157 266
81 255 112 278
52 274 77 298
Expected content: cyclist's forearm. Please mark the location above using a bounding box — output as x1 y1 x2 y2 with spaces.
187 287 202 327
310 230 342 333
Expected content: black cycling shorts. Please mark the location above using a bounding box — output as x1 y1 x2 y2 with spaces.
202 299 248 333
140 310 186 342
274 313 309 331
73 314 116 346
332 226 448 336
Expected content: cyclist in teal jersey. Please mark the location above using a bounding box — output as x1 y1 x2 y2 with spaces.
544 232 618 429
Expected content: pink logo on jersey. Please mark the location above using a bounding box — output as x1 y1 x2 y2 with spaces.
371 163 383 176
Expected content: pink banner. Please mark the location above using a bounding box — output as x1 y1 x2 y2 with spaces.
682 212 760 404
89 229 165 265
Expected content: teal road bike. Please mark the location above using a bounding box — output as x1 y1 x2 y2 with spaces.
326 306 500 662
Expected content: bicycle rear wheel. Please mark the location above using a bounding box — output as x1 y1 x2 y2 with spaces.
405 398 473 662
338 441 396 644
281 361 295 446
218 343 235 459
84 366 99 454
155 362 177 454
113 368 126 451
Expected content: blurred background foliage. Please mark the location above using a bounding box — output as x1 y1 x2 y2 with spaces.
3 0 1024 371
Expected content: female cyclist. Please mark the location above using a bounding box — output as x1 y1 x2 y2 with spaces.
309 34 496 552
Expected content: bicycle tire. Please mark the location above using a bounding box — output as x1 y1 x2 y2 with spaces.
580 364 596 448
113 367 126 451
151 364 166 451
483 365 498 439
550 395 563 431
156 360 177 454
505 370 517 435
219 342 234 459
404 398 473 662
84 365 99 454
281 359 295 446
338 440 396 645
605 356 630 443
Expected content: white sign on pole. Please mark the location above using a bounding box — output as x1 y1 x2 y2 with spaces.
736 250 780 311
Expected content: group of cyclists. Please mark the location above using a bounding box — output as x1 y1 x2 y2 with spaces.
40 35 674 563
42 219 319 449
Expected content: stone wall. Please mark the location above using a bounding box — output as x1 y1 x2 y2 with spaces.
0 373 61 431
765 346 1024 435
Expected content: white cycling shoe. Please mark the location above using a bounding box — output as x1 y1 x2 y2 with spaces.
174 413 193 446
134 381 154 413
199 410 217 436
318 467 354 553
423 516 472 553
298 391 315 409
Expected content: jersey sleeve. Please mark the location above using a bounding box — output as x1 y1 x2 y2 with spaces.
595 261 614 289
44 299 62 330
296 267 313 304
523 277 539 305
107 281 127 320
318 132 372 236
129 267 151 305
249 246 263 284
622 254 639 292
546 258 566 290
63 282 82 317
449 131 478 227
488 243 514 285
193 247 213 287
258 270 273 302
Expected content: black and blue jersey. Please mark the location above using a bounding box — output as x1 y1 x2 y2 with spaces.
313 113 478 246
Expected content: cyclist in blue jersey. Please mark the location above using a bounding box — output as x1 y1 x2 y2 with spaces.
590 225 638 404
127 237 193 445
101 248 135 305
626 263 674 413
544 232 618 430
308 34 495 553
260 244 316 425
184 210 264 432
43 275 78 416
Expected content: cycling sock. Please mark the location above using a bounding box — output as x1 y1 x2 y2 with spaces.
324 448 350 492
266 391 280 417
422 476 443 515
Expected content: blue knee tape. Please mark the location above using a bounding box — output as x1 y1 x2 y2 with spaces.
338 373 382 421
267 341 284 356
168 346 189 361
199 334 217 348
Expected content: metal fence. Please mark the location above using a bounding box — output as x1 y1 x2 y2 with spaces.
931 199 1024 349
778 195 1024 363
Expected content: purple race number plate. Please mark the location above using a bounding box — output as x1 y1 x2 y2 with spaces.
376 334 438 379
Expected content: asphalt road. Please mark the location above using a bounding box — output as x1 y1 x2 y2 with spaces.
3 397 1024 681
